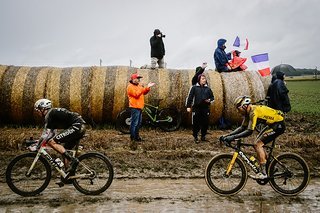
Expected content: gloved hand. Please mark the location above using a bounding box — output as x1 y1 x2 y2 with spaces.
224 135 235 143
219 136 225 142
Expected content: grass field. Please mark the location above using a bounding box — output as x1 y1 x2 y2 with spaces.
286 80 320 114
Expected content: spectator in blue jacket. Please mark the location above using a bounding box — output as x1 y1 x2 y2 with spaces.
214 39 232 72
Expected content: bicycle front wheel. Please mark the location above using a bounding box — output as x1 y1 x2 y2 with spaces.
6 152 52 196
73 152 114 195
158 108 181 131
205 153 247 196
268 153 310 196
115 109 131 134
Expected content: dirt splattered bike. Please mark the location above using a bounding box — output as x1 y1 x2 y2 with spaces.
205 133 310 196
6 136 114 196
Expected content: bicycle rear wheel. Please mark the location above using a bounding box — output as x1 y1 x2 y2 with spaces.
115 109 131 134
6 152 52 196
268 153 310 196
205 153 247 196
73 152 114 195
157 108 181 131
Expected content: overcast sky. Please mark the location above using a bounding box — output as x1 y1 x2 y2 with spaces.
0 0 319 70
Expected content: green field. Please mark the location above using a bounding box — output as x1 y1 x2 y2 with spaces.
286 80 320 114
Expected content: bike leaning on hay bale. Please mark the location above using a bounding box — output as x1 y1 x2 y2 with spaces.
6 135 114 196
116 101 182 134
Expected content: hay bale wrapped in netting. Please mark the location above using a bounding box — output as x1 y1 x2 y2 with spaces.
244 71 267 102
0 66 50 124
46 66 93 123
221 71 268 124
0 65 269 126
221 72 251 124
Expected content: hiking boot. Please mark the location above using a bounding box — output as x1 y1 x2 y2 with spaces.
250 172 267 180
194 137 199 143
201 137 208 142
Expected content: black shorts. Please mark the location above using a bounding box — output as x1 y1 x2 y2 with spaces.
53 123 86 149
259 122 286 144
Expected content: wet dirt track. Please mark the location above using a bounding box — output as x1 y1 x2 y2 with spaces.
0 178 319 212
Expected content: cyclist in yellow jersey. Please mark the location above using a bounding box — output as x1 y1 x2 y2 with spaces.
221 96 286 179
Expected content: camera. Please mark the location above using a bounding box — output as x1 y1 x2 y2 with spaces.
161 34 166 38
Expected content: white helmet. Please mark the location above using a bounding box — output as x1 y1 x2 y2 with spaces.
234 96 251 108
34 99 52 111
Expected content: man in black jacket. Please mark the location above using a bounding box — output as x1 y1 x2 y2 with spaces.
150 29 165 69
267 71 291 113
186 74 215 143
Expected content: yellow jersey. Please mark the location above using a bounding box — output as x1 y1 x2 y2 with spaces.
242 105 284 131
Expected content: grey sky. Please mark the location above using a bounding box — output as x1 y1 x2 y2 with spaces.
0 0 319 70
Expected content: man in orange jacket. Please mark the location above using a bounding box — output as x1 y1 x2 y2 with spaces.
127 73 155 141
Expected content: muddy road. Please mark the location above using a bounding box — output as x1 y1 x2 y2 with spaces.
0 178 319 212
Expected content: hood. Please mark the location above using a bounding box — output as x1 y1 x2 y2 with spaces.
276 71 285 80
217 39 227 48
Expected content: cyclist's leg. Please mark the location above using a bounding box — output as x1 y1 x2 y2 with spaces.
255 122 286 175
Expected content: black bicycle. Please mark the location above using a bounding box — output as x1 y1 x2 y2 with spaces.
205 134 310 196
6 136 114 196
116 102 181 134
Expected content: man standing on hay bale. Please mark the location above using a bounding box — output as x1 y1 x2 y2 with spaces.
150 29 166 69
186 74 215 143
127 73 155 142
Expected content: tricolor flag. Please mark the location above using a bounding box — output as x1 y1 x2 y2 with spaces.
233 36 249 50
251 53 271 76
233 36 240 47
244 38 249 50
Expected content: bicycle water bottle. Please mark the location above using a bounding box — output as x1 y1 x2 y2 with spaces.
249 156 259 168
54 158 64 168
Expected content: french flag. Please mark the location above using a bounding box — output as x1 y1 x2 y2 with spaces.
233 36 249 50
251 53 271 77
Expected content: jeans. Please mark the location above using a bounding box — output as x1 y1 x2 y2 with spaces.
130 108 142 140
151 57 165 69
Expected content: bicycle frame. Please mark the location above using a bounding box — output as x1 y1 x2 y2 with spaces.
143 103 159 122
143 103 172 123
26 141 93 180
225 138 277 176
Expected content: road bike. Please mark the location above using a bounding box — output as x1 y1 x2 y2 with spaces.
116 102 181 134
205 131 310 196
6 136 114 196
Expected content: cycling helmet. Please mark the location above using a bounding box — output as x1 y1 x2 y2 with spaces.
234 96 251 108
34 99 52 111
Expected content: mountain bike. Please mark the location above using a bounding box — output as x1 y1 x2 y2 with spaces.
116 102 181 134
6 136 114 197
205 133 310 196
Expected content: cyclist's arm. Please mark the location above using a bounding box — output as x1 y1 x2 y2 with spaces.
39 128 56 143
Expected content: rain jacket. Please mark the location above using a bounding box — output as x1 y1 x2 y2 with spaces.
186 83 214 110
228 51 248 71
214 39 232 72
150 34 165 59
127 82 151 109
267 78 291 113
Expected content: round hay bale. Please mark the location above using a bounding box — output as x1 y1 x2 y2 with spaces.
221 72 251 124
244 71 266 102
0 65 269 126
46 66 93 123
207 70 223 124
